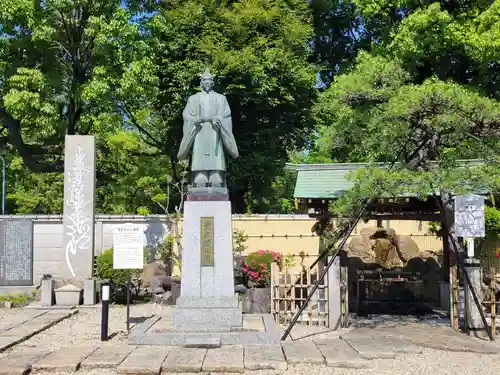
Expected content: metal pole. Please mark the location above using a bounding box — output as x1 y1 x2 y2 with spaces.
1 156 5 215
101 282 110 341
126 277 131 332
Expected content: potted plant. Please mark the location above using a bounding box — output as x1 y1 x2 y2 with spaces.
241 250 281 313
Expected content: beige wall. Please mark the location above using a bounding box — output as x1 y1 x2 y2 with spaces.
232 216 442 256
6 214 441 283
172 215 442 262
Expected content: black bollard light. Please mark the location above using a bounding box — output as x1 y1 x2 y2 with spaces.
101 282 110 341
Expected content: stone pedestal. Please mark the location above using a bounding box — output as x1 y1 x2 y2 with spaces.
171 197 242 332
41 278 55 307
464 258 484 331
55 284 83 306
83 279 97 305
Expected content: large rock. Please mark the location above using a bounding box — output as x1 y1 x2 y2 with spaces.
373 238 392 266
347 227 424 269
396 235 421 262
360 227 396 239
348 234 376 263
141 262 173 291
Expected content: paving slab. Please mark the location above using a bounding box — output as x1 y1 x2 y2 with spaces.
0 311 48 333
282 340 325 365
315 339 370 369
0 348 51 375
408 333 498 353
117 346 170 375
202 347 244 373
0 336 23 352
0 310 76 339
31 346 97 372
342 336 396 359
81 346 134 369
371 334 423 354
243 316 265 332
377 326 499 354
244 345 287 370
162 347 206 373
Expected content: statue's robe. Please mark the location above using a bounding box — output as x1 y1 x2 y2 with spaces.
177 90 238 171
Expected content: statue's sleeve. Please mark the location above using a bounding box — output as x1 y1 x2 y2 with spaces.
217 96 239 158
177 96 199 160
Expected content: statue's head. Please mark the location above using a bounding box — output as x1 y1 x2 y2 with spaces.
200 68 214 93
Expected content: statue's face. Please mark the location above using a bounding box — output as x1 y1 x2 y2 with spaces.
201 77 214 92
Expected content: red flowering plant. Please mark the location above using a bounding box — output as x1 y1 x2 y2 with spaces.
241 250 281 288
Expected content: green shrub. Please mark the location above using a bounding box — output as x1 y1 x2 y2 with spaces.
233 229 248 255
95 247 148 303
242 250 281 288
0 293 33 307
156 235 174 263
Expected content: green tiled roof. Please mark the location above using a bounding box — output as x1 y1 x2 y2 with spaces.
289 163 368 199
287 160 485 199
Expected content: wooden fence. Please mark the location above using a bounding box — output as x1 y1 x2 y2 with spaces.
270 261 328 327
269 254 348 328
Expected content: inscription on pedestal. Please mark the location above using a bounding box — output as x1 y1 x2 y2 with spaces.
200 217 214 267
0 220 33 286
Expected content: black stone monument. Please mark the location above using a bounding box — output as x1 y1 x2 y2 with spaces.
0 219 34 286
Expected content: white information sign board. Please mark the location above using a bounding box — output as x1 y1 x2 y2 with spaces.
454 194 486 238
113 224 145 270
454 194 486 258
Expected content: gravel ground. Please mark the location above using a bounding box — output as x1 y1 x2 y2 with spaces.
1 305 500 374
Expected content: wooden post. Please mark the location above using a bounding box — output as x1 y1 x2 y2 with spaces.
271 262 277 323
450 266 459 330
307 269 313 325
293 272 299 325
341 265 348 328
490 267 496 339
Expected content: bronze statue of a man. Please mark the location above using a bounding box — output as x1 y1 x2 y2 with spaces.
177 69 239 189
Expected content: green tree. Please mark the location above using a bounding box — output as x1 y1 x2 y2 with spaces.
1 0 317 215
142 0 317 213
0 0 171 213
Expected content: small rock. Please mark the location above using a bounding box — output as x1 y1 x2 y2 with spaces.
235 284 248 294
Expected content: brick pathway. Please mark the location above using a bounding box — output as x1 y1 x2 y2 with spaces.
0 309 77 352
0 329 498 374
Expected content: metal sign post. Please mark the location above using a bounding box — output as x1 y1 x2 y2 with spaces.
113 223 146 332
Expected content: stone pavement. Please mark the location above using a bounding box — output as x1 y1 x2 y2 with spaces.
0 309 77 352
0 326 498 374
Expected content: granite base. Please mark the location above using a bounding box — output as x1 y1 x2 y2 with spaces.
128 314 281 347
176 296 239 308
171 307 243 332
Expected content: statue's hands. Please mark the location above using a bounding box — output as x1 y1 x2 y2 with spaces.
211 117 222 132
